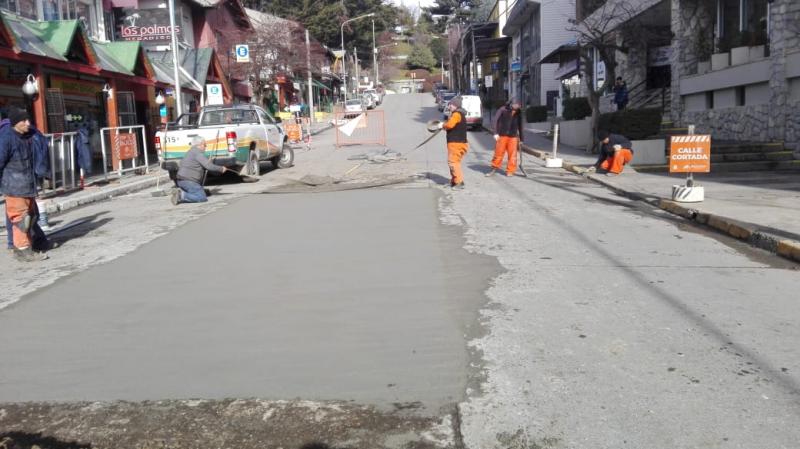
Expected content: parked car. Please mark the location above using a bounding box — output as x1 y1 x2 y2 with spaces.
443 95 482 130
363 88 382 105
438 92 457 111
157 104 291 178
344 98 365 117
362 93 376 109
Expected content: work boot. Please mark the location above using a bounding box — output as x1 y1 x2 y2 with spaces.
584 166 597 173
170 188 181 206
485 168 497 177
506 172 514 177
451 182 465 191
13 247 48 262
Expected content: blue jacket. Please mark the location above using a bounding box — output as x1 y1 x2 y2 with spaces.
0 122 42 197
76 125 92 176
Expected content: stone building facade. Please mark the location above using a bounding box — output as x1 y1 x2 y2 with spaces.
671 0 800 150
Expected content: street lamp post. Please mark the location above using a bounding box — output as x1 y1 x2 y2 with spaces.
373 42 397 86
341 12 375 103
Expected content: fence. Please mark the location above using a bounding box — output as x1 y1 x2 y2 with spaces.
99 125 150 177
334 110 386 147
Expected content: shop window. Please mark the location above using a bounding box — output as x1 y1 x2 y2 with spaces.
1 0 36 19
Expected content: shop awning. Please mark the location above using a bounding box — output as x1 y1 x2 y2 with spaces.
0 13 71 61
312 79 330 90
540 39 579 64
475 37 511 58
148 49 215 91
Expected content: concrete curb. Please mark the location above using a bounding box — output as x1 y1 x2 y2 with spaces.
519 142 800 264
40 173 171 215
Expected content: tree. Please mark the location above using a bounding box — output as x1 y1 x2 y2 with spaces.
406 44 437 71
425 0 483 34
567 0 649 152
429 37 447 65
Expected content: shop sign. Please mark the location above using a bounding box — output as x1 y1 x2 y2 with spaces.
115 132 139 160
484 76 493 88
119 9 182 42
648 46 672 67
669 135 711 173
491 62 500 71
206 83 223 105
510 59 522 72
235 44 250 63
50 76 100 97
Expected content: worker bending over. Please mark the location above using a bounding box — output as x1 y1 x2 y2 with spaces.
593 130 633 176
171 135 227 205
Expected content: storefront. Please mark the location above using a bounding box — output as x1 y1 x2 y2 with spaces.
0 59 35 115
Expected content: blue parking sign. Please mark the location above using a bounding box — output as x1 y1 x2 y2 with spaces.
235 44 249 62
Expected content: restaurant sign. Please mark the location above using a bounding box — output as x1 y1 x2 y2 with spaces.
50 76 101 97
119 9 182 42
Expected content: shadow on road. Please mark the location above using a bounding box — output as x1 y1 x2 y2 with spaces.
47 212 112 246
0 432 92 449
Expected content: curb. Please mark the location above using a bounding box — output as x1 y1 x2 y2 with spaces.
519 143 800 264
40 173 171 215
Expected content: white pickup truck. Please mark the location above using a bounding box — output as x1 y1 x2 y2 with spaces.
156 104 293 177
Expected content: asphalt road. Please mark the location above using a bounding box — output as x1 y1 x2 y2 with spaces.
1 94 799 449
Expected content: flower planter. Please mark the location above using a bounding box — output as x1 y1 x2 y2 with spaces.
697 60 711 75
711 52 730 71
731 46 749 66
749 45 765 61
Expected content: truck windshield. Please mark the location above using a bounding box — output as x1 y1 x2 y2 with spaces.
200 109 260 126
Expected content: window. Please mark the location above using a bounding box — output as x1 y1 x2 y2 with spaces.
76 0 95 38
735 86 745 106
705 91 714 109
716 0 768 51
1 0 36 19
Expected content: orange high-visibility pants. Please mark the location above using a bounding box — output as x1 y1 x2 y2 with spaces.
491 136 519 175
5 196 35 249
447 142 468 185
600 148 633 174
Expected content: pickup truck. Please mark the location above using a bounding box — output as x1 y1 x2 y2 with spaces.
156 104 292 177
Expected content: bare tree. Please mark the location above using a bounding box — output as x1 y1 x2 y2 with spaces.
567 0 642 151
227 11 329 107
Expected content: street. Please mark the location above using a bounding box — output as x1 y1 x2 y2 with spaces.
1 94 799 449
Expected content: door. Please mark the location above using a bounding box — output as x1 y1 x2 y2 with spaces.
257 107 281 157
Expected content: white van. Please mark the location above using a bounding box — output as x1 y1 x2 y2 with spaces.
460 95 483 130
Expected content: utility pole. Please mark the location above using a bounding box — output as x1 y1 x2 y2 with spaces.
441 58 444 84
354 46 359 94
168 0 182 116
306 29 314 123
471 25 478 94
372 20 377 86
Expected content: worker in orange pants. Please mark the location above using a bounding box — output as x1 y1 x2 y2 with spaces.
595 130 634 176
439 96 469 189
488 98 524 177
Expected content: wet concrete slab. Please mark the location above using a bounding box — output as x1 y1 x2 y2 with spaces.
0 188 497 409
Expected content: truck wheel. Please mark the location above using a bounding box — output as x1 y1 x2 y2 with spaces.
273 146 294 169
245 150 261 176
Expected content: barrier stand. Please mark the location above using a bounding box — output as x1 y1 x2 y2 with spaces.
100 125 149 178
670 124 711 203
545 124 563 168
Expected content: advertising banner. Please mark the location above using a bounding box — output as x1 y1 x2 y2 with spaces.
119 9 182 42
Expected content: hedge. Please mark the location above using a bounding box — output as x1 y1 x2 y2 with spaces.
562 97 592 120
526 105 548 123
598 108 663 140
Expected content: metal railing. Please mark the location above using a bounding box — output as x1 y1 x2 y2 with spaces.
99 125 150 177
42 131 81 193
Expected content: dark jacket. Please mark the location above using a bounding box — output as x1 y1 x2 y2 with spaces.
492 105 524 140
444 108 468 143
613 83 629 105
31 127 50 179
596 133 633 166
0 123 39 197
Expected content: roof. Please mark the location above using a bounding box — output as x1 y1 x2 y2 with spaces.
93 41 154 77
503 0 540 36
148 48 214 89
540 38 579 64
244 7 295 28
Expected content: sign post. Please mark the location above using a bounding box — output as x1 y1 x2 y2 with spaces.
669 125 710 202
235 44 249 63
206 84 223 105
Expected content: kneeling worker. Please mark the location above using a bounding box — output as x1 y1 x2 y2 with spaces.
171 135 227 205
439 96 468 190
594 130 633 176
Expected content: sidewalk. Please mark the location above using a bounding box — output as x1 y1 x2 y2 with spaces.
521 127 800 263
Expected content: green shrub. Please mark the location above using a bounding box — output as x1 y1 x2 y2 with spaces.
562 97 591 120
526 105 548 123
598 108 663 140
